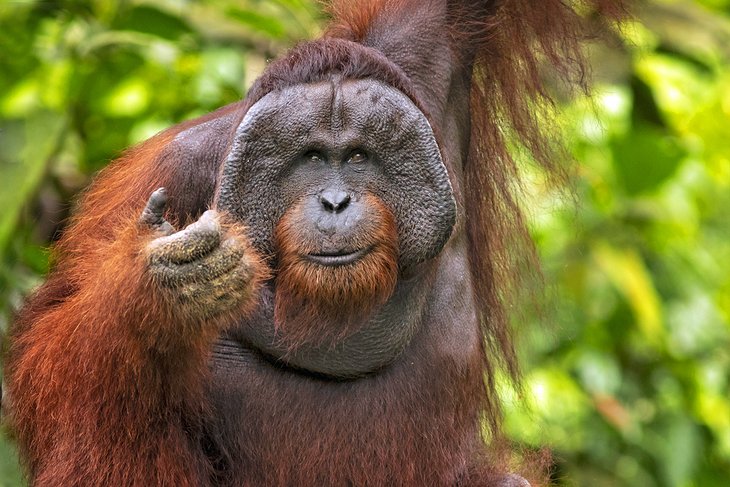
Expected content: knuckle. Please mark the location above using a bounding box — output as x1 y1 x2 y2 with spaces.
190 212 221 233
184 227 221 249
235 259 254 278
145 243 167 264
147 263 177 287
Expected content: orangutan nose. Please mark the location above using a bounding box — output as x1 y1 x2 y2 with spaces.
320 190 351 213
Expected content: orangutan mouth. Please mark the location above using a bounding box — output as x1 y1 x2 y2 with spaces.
304 247 372 267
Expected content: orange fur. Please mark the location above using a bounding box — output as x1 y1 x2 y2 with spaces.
6 213 260 486
2 2 628 485
4 106 266 485
273 193 398 347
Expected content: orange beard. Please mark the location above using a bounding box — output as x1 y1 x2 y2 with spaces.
273 194 399 349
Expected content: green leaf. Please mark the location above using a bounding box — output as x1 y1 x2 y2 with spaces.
226 7 287 39
631 75 667 128
592 243 665 350
114 5 194 41
611 125 686 195
0 438 24 487
102 77 151 117
22 244 50 274
660 416 702 486
0 112 66 254
0 78 40 116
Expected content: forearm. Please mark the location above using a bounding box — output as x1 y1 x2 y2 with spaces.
4 218 209 484
4 192 262 486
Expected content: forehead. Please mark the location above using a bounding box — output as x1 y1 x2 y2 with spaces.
246 78 421 132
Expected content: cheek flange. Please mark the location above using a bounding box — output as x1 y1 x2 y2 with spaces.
215 78 456 268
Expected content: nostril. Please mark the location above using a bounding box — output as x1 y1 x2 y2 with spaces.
321 198 335 212
320 190 351 213
334 193 351 213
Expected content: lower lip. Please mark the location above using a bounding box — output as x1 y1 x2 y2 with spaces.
304 247 371 267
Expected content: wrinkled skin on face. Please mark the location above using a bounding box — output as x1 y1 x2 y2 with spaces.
215 78 456 378
3 1 626 484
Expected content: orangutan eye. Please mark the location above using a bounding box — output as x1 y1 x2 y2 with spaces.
304 151 324 164
348 151 368 164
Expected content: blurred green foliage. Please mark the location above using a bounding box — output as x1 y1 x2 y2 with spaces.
502 2 730 485
0 1 728 486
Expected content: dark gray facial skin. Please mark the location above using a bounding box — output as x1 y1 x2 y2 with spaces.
215 78 457 378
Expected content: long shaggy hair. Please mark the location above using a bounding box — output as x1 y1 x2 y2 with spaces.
2 2 629 485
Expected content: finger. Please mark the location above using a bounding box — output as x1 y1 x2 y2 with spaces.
176 258 257 315
140 188 167 226
149 237 247 286
147 210 222 265
140 188 174 235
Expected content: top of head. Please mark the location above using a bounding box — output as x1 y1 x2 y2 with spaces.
216 76 457 269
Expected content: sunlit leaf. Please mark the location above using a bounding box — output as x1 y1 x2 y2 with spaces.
592 243 665 349
512 368 592 448
696 391 730 455
226 7 287 38
0 112 66 253
1 78 41 117
636 53 716 121
103 78 151 117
